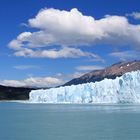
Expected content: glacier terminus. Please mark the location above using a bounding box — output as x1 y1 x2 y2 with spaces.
29 71 140 104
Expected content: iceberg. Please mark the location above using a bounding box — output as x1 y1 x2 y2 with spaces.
29 71 140 104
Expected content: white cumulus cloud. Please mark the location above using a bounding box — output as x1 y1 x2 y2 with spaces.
126 12 140 19
10 8 140 47
8 8 140 59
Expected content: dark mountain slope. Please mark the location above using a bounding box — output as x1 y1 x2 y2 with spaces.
64 60 140 86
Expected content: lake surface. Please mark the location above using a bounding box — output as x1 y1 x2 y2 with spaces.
0 102 140 140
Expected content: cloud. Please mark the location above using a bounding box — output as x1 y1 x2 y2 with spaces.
110 50 140 60
56 71 85 79
68 72 85 78
0 76 64 88
76 65 104 71
14 47 101 59
9 8 140 59
126 12 140 19
14 65 41 70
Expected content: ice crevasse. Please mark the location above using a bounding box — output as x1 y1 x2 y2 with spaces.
29 71 140 104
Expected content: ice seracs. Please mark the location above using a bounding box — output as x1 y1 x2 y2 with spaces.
29 71 140 104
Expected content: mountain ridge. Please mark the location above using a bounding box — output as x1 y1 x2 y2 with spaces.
63 60 140 86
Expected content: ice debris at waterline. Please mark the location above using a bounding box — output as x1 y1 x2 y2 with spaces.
29 71 140 104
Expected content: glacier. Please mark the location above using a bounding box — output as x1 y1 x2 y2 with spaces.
29 71 140 104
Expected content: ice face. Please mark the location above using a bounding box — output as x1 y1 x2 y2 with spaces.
29 71 140 104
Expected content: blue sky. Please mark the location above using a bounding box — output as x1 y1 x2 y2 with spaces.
0 0 140 87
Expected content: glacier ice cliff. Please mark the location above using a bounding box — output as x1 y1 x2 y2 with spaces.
29 71 140 104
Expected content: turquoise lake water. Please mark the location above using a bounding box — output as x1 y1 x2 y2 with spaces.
0 102 140 140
